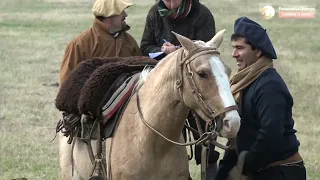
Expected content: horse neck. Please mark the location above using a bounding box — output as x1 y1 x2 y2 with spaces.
137 55 189 145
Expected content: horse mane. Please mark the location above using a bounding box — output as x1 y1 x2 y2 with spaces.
136 65 154 90
189 40 233 77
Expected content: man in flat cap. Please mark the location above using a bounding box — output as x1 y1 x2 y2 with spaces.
58 0 141 178
59 0 141 85
214 17 306 180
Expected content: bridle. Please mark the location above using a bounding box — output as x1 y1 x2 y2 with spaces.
136 46 238 148
175 47 238 132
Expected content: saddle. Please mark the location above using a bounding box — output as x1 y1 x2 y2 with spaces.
55 56 157 142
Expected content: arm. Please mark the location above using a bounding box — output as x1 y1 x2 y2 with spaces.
195 6 216 42
131 36 143 56
140 8 162 56
242 81 287 175
59 41 82 85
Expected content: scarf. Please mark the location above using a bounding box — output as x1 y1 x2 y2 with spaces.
157 0 192 20
230 57 274 103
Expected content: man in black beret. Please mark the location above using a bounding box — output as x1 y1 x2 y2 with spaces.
214 17 306 180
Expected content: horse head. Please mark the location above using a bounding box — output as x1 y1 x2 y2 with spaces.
172 29 240 138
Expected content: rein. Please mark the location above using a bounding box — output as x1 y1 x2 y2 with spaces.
136 47 238 149
136 90 215 146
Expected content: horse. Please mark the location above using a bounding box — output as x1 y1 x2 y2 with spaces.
58 29 241 180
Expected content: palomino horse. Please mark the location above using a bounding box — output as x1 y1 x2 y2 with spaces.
58 29 241 180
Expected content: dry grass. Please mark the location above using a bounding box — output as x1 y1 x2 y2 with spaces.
0 0 319 179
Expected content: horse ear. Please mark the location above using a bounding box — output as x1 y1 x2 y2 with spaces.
171 31 197 52
206 29 226 48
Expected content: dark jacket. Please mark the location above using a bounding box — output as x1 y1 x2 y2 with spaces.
215 68 301 179
140 0 215 56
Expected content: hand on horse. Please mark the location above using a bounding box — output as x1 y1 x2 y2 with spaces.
161 42 178 54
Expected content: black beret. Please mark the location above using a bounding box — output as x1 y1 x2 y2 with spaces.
234 17 277 59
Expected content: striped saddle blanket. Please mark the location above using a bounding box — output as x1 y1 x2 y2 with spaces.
101 72 140 125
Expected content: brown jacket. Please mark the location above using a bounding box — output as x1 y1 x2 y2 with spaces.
59 18 141 84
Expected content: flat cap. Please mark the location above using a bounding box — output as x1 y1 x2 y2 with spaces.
92 0 133 18
234 16 277 59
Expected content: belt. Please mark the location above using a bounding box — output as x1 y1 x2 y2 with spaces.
255 152 303 173
267 152 303 168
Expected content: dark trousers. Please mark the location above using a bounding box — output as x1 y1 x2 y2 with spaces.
183 113 220 165
253 161 306 180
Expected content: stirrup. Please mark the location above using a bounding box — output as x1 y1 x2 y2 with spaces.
88 175 105 180
89 158 107 180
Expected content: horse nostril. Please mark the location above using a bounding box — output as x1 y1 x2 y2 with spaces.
224 119 231 132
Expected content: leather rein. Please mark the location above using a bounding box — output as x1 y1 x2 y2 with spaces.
136 47 238 149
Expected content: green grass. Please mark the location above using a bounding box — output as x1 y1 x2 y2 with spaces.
0 0 319 179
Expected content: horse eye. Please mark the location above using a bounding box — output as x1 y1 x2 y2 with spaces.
197 71 208 79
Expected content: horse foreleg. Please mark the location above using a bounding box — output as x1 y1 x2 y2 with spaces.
59 132 73 180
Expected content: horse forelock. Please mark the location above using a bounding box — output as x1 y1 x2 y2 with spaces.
192 40 232 77
193 40 207 47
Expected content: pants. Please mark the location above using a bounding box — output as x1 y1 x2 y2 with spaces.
183 112 220 165
252 161 306 180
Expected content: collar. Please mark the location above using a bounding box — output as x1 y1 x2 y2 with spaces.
92 18 131 36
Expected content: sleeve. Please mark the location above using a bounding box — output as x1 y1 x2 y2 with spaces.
140 8 162 56
242 81 288 175
195 6 216 42
131 36 143 56
59 41 82 85
215 147 238 180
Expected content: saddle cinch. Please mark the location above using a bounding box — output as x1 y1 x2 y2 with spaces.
55 56 158 180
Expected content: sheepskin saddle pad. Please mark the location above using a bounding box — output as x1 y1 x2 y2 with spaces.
55 56 158 141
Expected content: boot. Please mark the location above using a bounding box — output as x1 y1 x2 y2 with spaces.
206 162 218 180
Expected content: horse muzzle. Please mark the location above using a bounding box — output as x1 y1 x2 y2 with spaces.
219 109 241 138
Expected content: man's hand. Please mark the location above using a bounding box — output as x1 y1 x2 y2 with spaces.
161 42 178 54
227 166 246 180
227 151 251 180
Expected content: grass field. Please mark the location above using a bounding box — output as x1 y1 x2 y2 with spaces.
0 0 319 179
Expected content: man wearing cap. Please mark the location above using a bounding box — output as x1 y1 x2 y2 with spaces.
214 17 306 180
59 0 141 85
58 0 141 178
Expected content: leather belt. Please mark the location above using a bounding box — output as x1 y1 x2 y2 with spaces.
267 152 303 168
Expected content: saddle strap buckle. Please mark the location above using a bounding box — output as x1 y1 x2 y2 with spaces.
89 157 108 180
80 114 94 142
